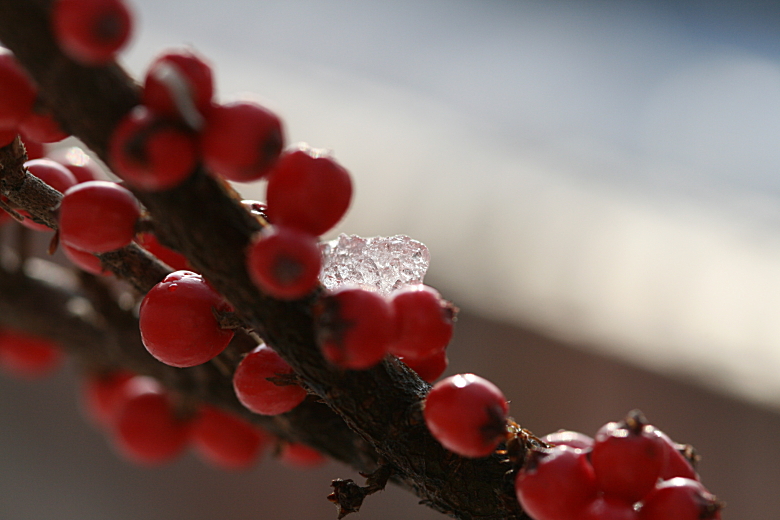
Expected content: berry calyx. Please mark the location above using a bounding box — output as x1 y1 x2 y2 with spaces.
315 286 395 370
423 373 508 458
232 343 307 416
139 270 235 367
515 445 599 520
109 105 198 191
388 284 454 361
111 376 191 465
59 181 140 253
0 49 37 130
143 48 214 128
266 144 352 236
246 225 321 300
591 410 667 504
0 328 63 379
51 0 132 65
201 101 283 182
191 405 271 469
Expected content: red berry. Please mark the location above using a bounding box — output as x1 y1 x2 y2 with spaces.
59 181 140 252
47 146 104 183
232 343 307 416
109 106 198 191
388 285 454 361
136 232 190 271
0 208 12 226
654 430 699 481
315 286 394 370
25 158 77 191
201 101 284 182
279 442 327 468
139 270 235 367
143 48 214 126
638 478 722 520
51 0 132 65
591 410 667 504
542 430 595 451
191 405 271 469
582 496 640 520
266 144 352 236
0 328 63 379
423 373 508 458
20 135 45 160
61 242 109 275
20 158 77 231
18 111 68 143
246 226 321 300
0 49 36 130
0 128 16 147
111 376 191 465
79 369 135 427
515 446 599 520
399 348 448 382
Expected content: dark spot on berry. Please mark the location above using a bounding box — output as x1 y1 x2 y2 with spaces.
122 120 162 167
94 11 125 44
271 253 304 287
314 296 355 363
479 401 508 447
256 127 283 172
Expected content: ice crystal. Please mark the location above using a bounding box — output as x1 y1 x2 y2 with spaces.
319 234 430 295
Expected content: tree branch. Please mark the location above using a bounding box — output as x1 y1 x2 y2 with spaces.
0 1 532 517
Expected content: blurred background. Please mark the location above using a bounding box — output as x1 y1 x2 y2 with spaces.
3 0 780 518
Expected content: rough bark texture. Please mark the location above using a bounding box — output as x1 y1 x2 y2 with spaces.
0 1 532 518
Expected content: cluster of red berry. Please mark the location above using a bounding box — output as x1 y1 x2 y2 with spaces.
2 145 180 276
0 49 68 149
0 3 727 519
0 324 322 471
80 369 324 469
515 410 722 520
0 325 323 470
14 0 460 459
422 380 723 520
2 0 457 432
0 0 129 144
315 283 455 374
